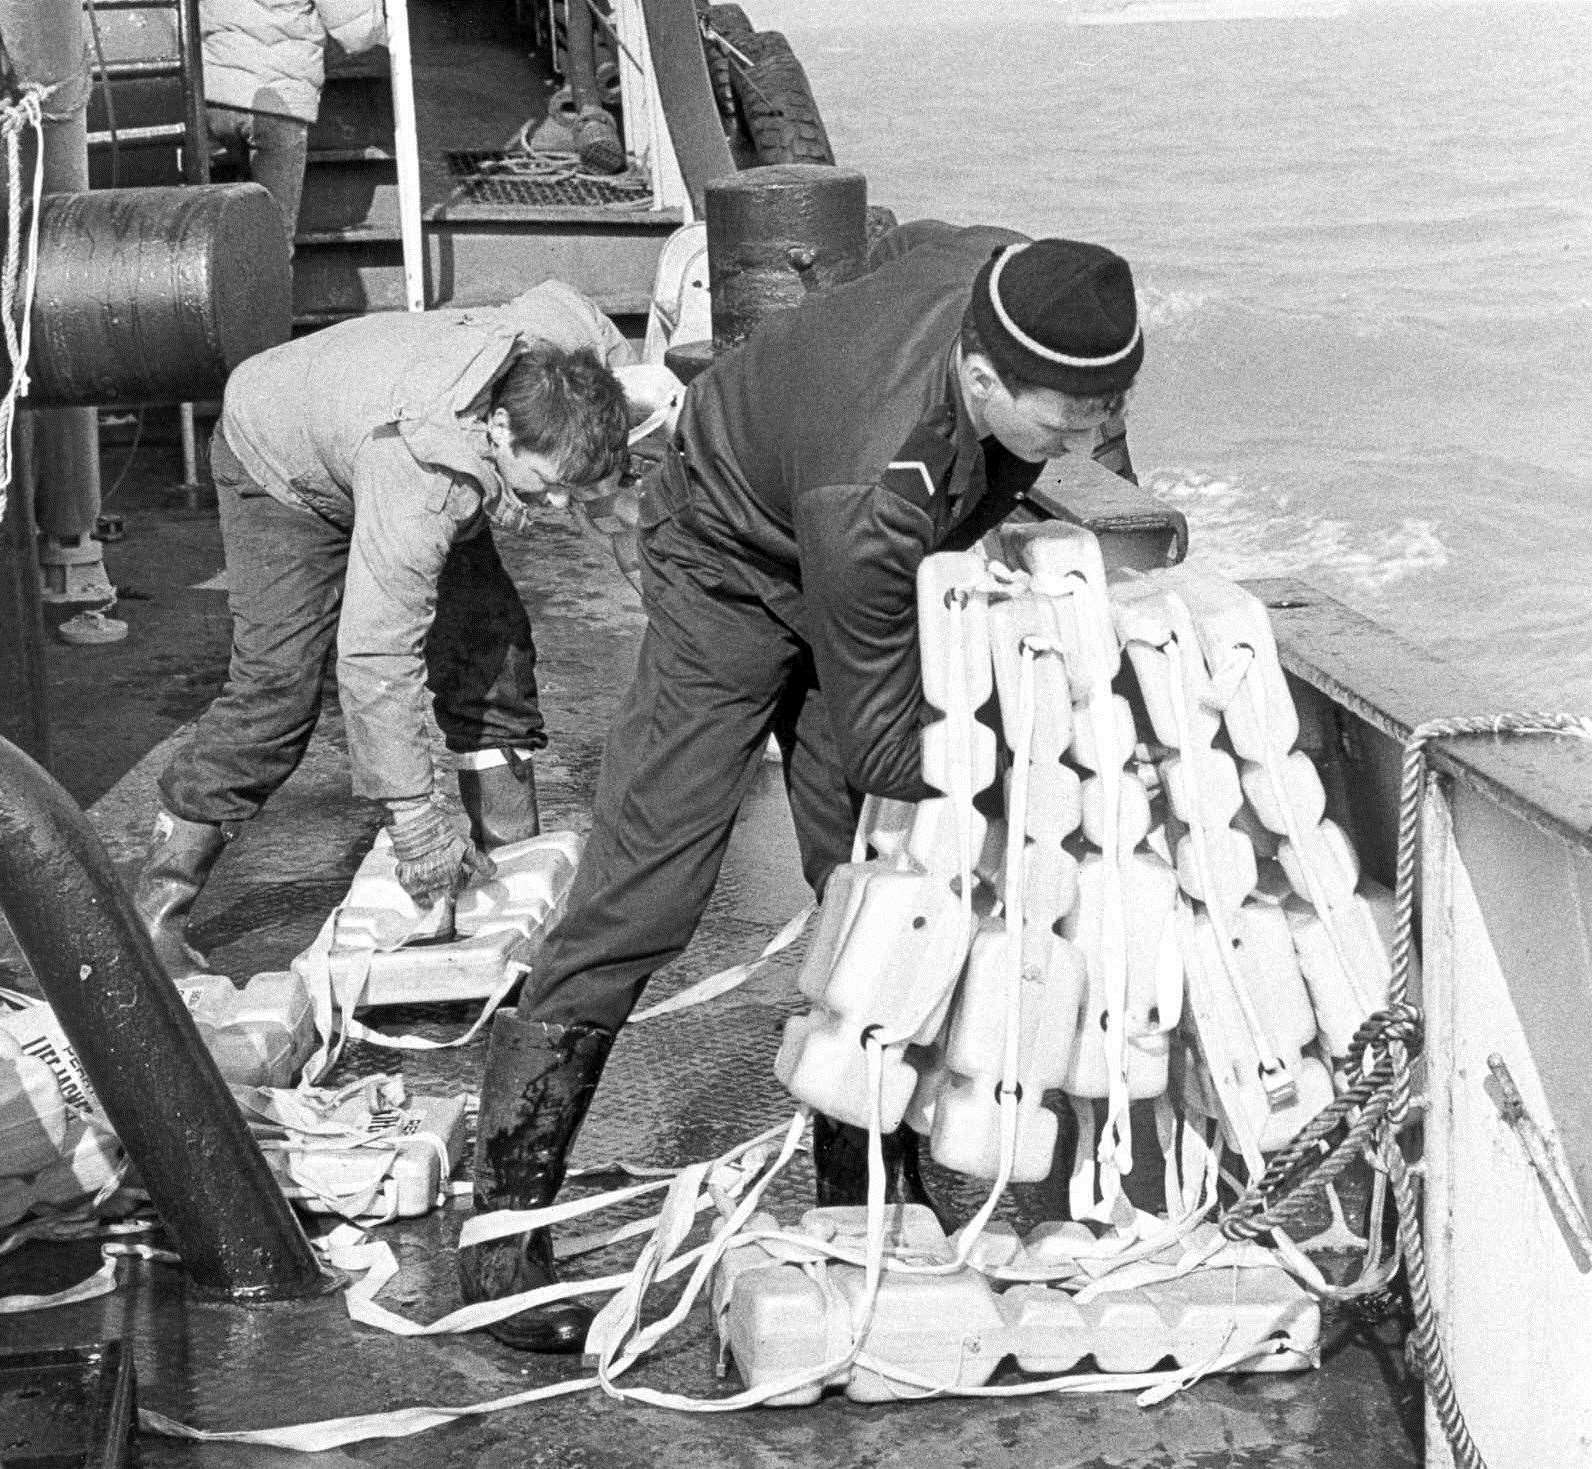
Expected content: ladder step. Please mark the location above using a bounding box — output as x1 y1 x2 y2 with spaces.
324 45 391 81
298 173 401 238
88 7 179 65
291 250 410 322
307 146 397 166
307 93 394 156
92 58 183 81
296 225 405 246
87 123 187 149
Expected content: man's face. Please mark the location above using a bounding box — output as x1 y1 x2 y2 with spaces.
495 443 579 508
485 407 588 508
960 352 1128 463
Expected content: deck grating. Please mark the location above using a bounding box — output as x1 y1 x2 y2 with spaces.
444 149 654 208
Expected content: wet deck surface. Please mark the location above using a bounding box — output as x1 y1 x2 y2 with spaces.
1 439 1423 1467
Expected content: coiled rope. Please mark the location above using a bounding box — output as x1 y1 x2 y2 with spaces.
1 85 46 515
1221 709 1592 1469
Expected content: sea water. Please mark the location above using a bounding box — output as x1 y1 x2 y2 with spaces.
759 0 1592 709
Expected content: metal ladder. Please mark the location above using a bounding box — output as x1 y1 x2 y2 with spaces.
82 0 208 188
293 27 414 326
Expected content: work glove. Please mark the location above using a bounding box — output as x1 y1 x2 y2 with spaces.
385 797 496 905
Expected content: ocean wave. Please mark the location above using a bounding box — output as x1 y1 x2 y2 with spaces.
1143 469 1450 591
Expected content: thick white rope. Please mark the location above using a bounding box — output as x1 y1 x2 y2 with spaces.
1 86 46 514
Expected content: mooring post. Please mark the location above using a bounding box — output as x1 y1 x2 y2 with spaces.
665 163 868 388
704 163 869 349
0 736 333 1300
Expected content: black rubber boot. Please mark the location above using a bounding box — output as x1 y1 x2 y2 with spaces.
457 753 540 850
458 1012 614 1353
811 1113 957 1236
131 809 228 981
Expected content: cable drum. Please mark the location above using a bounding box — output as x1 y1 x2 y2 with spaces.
23 181 291 408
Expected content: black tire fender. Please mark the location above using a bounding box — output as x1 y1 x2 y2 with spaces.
727 29 835 168
702 3 756 162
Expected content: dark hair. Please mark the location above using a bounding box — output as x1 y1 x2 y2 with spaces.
491 344 630 486
959 311 1132 411
960 311 1039 396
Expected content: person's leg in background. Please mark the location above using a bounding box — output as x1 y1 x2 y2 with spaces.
205 103 309 256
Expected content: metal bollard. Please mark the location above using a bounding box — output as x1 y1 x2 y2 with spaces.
0 736 334 1300
704 164 869 349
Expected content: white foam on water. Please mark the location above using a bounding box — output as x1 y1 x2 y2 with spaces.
1143 469 1451 593
1063 0 1350 24
1134 286 1215 334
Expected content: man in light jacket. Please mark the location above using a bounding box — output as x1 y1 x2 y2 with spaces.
133 281 635 983
200 0 385 250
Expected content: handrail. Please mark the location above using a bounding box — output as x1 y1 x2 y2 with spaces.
384 0 426 311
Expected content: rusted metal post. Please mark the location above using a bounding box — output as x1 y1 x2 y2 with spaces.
0 0 89 757
0 735 334 1300
0 0 110 610
703 163 868 349
0 419 50 763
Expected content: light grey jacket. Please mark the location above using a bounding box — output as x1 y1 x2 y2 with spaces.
220 281 633 801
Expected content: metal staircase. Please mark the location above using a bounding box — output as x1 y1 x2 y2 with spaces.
293 38 406 325
78 0 688 335
293 0 687 332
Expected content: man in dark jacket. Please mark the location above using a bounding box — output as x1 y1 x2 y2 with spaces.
458 221 1145 1352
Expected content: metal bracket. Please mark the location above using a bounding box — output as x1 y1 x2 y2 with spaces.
1486 1052 1592 1272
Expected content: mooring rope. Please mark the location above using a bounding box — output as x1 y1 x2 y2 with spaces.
0 85 46 515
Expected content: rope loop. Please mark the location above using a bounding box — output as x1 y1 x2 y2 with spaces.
1218 1002 1424 1244
1346 1000 1423 1073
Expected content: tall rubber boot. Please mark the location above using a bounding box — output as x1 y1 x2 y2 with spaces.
457 1011 614 1352
457 750 540 850
131 809 228 981
812 1112 956 1236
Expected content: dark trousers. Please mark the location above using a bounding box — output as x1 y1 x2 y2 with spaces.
205 104 310 256
524 504 861 1033
159 429 545 826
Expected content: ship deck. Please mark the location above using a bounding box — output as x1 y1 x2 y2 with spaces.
0 434 1424 1467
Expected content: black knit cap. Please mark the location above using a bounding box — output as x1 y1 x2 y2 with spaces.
969 239 1143 397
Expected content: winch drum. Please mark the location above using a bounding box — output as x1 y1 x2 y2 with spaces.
21 182 292 408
